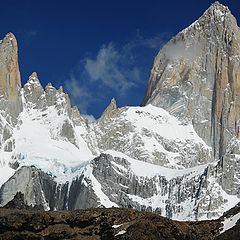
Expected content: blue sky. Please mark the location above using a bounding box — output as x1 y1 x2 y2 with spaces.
1 0 240 118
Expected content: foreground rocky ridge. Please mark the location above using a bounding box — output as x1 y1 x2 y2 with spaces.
0 1 240 222
0 193 239 240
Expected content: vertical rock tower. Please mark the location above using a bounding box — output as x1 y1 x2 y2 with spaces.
0 32 22 118
143 2 240 160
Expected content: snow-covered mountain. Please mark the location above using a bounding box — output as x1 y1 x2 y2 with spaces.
0 1 240 221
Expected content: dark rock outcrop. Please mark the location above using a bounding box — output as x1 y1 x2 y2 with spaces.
0 204 240 240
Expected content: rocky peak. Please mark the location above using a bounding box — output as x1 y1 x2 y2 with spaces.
58 85 63 93
44 83 58 105
99 98 117 121
143 3 240 160
207 1 229 15
45 82 53 89
0 32 22 117
26 72 42 87
189 1 236 32
1 32 18 50
180 1 238 50
29 71 38 79
29 71 39 81
23 72 45 108
71 105 87 126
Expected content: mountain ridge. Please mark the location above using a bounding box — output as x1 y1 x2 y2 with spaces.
0 192 240 239
0 1 239 225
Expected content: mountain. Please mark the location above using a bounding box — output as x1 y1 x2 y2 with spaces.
143 1 240 160
0 1 240 223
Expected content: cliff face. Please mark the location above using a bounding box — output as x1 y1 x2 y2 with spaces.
143 2 240 160
0 33 22 154
0 32 22 117
0 152 236 220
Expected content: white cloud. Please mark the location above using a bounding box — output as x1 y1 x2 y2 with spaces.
64 75 92 113
83 34 168 95
64 32 169 114
84 43 138 94
163 40 203 62
124 33 168 51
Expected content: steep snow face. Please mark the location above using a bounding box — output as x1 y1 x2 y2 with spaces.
11 89 94 183
13 109 93 183
93 104 212 168
0 77 95 186
5 101 212 183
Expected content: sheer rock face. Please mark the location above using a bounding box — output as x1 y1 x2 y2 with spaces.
0 153 236 220
0 33 22 117
0 33 22 153
143 2 240 159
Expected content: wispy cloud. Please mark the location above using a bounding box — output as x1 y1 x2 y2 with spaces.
124 32 169 51
163 40 203 62
64 75 93 113
84 43 139 94
64 32 169 115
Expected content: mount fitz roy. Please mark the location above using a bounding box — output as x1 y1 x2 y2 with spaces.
0 1 240 221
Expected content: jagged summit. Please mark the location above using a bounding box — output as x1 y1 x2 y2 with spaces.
29 71 38 80
143 1 240 160
4 32 16 38
182 1 237 36
100 98 117 121
2 32 18 46
209 1 229 12
26 72 41 86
